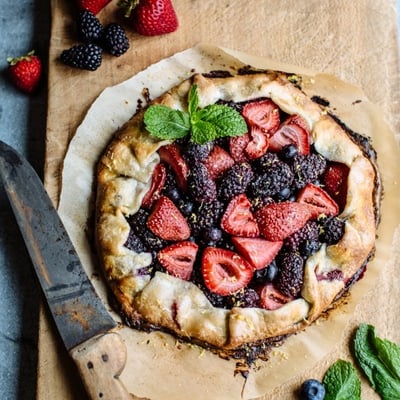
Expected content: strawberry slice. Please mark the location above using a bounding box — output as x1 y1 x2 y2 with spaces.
221 194 259 237
245 125 269 159
157 241 199 280
202 247 254 296
203 145 235 180
321 162 349 211
229 133 250 162
283 114 310 134
255 201 311 241
297 183 339 219
142 163 167 208
258 283 294 310
232 237 283 270
268 122 310 155
158 144 189 191
242 99 280 134
147 195 190 241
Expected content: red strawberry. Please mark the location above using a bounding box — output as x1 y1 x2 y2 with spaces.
255 201 311 241
258 283 294 310
321 162 349 211
120 0 179 36
157 241 198 280
147 195 190 241
221 194 259 238
158 144 189 191
202 247 254 296
142 163 167 208
203 145 235 180
241 99 280 134
7 51 42 94
297 183 339 219
229 133 250 162
77 0 111 14
231 237 283 270
283 114 310 134
245 125 269 159
268 120 310 155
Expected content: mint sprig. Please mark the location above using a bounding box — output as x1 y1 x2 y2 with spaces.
143 84 247 144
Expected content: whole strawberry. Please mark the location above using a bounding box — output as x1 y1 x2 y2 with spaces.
7 50 42 94
119 0 179 36
77 0 111 15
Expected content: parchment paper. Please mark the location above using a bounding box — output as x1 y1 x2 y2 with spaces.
58 44 400 400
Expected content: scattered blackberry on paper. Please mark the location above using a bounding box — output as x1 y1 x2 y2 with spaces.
101 23 130 56
78 10 104 43
60 43 102 71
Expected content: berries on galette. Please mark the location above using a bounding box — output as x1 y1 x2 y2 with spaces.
95 70 380 355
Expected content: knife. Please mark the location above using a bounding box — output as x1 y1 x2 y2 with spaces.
0 140 134 400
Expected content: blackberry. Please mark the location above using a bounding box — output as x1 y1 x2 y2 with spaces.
162 167 181 201
275 251 304 297
229 288 260 308
101 23 130 57
284 220 320 251
187 163 217 203
248 162 294 198
126 209 167 251
291 153 327 190
188 200 224 236
60 43 102 71
78 10 103 43
217 162 254 201
300 379 326 400
124 230 147 253
250 196 275 212
318 216 345 245
252 152 280 172
184 142 213 162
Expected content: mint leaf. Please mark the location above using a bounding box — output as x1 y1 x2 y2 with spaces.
354 323 400 400
143 84 247 144
323 359 361 400
188 84 199 116
144 104 190 140
375 336 400 380
191 120 218 144
195 104 247 138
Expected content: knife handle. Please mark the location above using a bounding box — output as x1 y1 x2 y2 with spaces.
70 331 139 400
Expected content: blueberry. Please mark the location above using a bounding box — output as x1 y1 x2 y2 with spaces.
299 240 321 258
252 261 278 283
300 379 326 400
179 200 194 216
164 186 181 202
275 187 292 201
280 144 298 160
203 227 223 242
265 261 278 281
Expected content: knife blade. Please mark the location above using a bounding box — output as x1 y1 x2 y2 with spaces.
0 140 133 400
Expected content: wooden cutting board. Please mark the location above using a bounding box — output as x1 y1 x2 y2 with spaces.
39 0 400 399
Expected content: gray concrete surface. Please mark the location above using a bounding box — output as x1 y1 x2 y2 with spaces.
0 1 50 399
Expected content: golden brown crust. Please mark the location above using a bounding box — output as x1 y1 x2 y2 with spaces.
95 72 378 350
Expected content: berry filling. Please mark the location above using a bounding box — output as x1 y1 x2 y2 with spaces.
124 98 347 310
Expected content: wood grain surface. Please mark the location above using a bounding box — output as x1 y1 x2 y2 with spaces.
39 1 400 399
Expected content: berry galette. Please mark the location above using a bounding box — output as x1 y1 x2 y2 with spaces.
95 70 380 355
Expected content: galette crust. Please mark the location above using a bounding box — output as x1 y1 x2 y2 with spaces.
95 72 378 350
